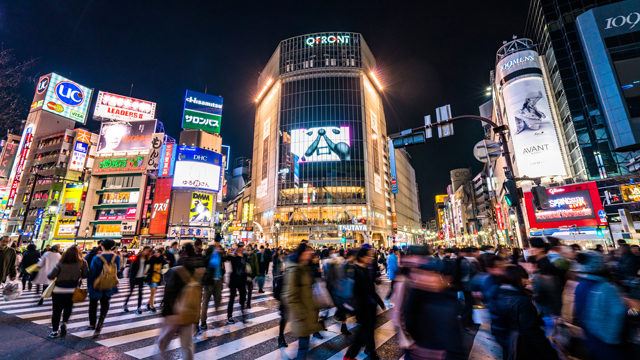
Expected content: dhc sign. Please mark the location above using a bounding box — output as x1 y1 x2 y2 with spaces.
306 35 350 47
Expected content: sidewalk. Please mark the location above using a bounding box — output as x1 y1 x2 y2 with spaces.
468 324 502 360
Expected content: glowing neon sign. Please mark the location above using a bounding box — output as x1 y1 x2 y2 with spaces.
305 35 350 47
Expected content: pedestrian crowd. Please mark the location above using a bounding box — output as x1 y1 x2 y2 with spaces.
1 234 639 360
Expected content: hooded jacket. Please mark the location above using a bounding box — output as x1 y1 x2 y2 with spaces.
162 256 205 317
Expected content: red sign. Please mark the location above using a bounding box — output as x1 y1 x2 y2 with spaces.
7 128 34 207
494 203 505 230
97 207 137 220
149 178 172 234
524 181 605 230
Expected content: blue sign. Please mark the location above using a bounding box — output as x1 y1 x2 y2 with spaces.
75 141 88 153
388 139 398 194
182 90 223 133
55 81 85 107
294 154 300 187
177 145 223 166
168 143 177 176
598 210 606 219
158 143 167 175
34 209 44 235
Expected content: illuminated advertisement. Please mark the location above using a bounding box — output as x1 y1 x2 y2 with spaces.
221 145 230 170
501 77 566 177
93 91 156 121
7 125 34 207
172 146 222 192
94 156 145 173
97 207 137 220
290 126 351 162
54 184 83 238
389 139 398 193
97 119 157 154
182 90 223 133
69 130 91 172
190 192 213 226
494 203 505 230
525 181 606 229
30 74 51 112
158 142 176 177
0 140 19 178
168 226 212 238
149 178 172 234
146 133 163 171
42 73 93 123
621 184 640 202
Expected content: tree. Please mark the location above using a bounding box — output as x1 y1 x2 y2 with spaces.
0 49 36 136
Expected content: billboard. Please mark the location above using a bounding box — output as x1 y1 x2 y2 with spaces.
189 192 213 225
182 90 223 133
54 183 84 238
502 77 566 177
98 207 137 220
0 139 19 178
94 91 156 121
388 139 398 194
7 125 34 207
221 145 230 170
158 142 176 177
172 146 223 192
290 126 351 162
146 133 164 171
42 73 93 123
30 74 51 112
69 130 91 172
149 178 172 234
97 119 157 154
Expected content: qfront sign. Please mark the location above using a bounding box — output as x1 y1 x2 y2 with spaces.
181 90 223 133
305 34 350 47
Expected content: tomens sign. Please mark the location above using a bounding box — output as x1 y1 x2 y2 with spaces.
338 224 368 232
306 34 350 47
500 55 535 72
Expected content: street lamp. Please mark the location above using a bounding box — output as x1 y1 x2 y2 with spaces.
275 219 281 248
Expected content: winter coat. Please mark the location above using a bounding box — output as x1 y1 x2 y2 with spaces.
88 253 121 300
128 255 146 283
489 284 558 360
257 250 271 275
387 253 399 281
33 251 61 285
247 251 258 279
162 256 205 317
352 263 384 311
20 249 40 271
48 260 89 292
226 252 248 286
282 261 322 337
0 246 17 283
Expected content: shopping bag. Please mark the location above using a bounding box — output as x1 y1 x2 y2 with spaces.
41 279 56 299
25 264 40 274
312 280 332 309
3 280 22 301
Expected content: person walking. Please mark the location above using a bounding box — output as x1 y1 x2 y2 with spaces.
272 248 288 347
257 245 271 293
46 246 88 338
157 243 205 360
165 241 179 267
0 236 17 285
87 239 120 333
282 243 322 359
344 247 386 360
325 247 352 336
20 243 40 291
385 247 399 305
123 246 150 314
226 242 248 324
145 248 167 312
200 235 225 331
246 244 258 308
34 244 61 305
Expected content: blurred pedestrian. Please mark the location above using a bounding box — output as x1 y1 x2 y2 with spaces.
123 246 150 314
201 235 225 330
146 248 168 312
385 247 399 305
34 244 61 305
246 244 258 308
325 246 351 336
226 242 248 324
0 236 17 284
20 243 39 291
87 239 120 333
257 245 271 293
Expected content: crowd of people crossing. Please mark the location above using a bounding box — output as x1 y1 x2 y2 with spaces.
1 234 640 360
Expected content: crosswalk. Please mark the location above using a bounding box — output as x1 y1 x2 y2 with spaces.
1 278 406 360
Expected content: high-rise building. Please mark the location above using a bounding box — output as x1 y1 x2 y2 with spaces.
526 0 640 179
251 32 421 247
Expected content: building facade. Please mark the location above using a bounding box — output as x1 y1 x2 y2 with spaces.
251 32 420 247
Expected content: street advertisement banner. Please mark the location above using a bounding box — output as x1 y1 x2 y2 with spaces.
294 154 300 187
69 129 91 171
7 125 34 207
120 220 137 235
54 183 83 238
182 90 223 133
189 191 212 226
97 207 137 220
388 139 398 193
97 119 157 154
502 77 566 177
172 146 222 191
149 178 172 234
494 203 505 231
42 73 93 123
146 133 163 171
94 91 156 121
290 126 351 162
158 142 176 177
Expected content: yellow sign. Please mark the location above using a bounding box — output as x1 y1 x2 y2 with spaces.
54 184 84 238
243 203 249 222
435 195 447 204
621 184 640 202
189 192 212 225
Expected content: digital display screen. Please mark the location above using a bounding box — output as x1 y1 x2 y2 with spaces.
533 190 595 222
290 126 351 162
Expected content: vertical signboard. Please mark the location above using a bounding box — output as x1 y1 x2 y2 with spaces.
69 130 91 172
388 139 398 194
158 142 176 177
54 183 84 238
147 133 163 171
494 203 505 231
7 125 34 207
149 178 172 234
0 140 19 178
182 90 223 133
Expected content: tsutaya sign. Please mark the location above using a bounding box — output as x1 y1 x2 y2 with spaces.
338 224 369 232
306 34 350 47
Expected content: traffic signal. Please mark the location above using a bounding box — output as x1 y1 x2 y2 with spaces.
341 235 346 244
596 227 603 237
503 180 518 206
532 186 550 210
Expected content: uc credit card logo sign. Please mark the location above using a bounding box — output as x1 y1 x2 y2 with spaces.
36 76 50 94
55 81 85 107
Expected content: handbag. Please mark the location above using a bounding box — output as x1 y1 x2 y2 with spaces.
26 264 40 274
41 279 56 299
71 267 87 303
312 280 332 309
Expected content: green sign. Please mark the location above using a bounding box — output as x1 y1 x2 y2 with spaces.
98 156 144 169
182 109 221 133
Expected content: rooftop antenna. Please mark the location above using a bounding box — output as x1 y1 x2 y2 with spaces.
130 84 133 96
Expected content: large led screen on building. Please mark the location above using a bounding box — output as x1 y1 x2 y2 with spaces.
181 90 223 133
97 119 157 154
94 91 156 121
189 191 213 226
172 146 222 192
42 73 93 124
502 78 566 177
290 126 351 162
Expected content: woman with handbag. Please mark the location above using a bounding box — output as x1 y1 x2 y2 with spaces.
46 246 88 338
145 248 167 312
34 244 61 305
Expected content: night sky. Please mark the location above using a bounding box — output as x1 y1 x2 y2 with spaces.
1 0 530 221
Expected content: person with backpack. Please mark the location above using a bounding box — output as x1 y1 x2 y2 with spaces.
200 236 225 331
157 243 205 360
87 239 120 333
226 242 249 324
46 246 88 338
145 248 168 312
123 246 150 314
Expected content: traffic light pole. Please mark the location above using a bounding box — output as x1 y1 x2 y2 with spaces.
389 115 529 248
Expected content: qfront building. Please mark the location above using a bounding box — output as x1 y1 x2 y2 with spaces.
250 32 421 247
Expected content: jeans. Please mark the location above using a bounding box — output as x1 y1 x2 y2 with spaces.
345 304 376 358
125 278 144 308
51 293 73 331
21 269 33 290
89 293 111 326
257 274 266 290
386 280 395 300
297 335 310 359
158 315 194 360
201 279 223 324
227 282 246 318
